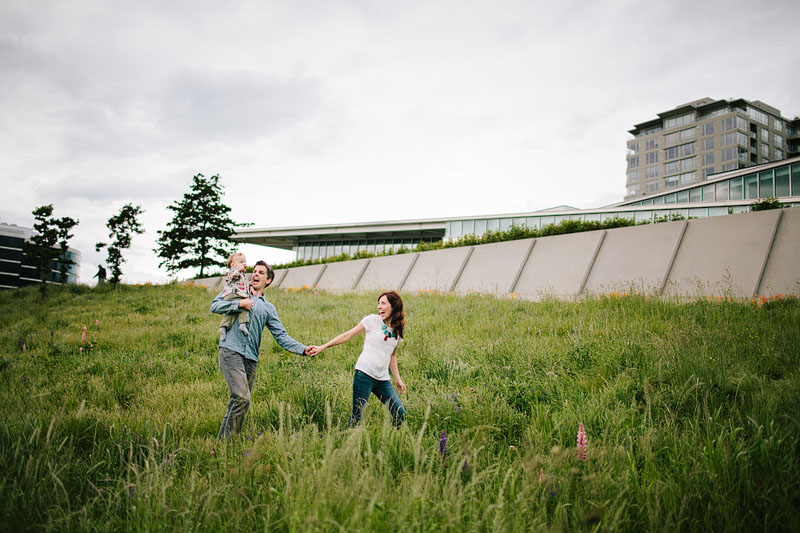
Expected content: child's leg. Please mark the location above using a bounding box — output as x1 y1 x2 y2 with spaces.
373 380 406 427
220 294 242 340
237 308 250 336
348 370 374 427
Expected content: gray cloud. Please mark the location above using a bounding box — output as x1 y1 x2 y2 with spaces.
157 68 325 144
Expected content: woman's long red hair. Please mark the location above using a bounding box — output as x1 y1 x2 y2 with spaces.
379 290 405 339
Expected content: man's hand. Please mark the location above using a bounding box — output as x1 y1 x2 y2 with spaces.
396 379 407 394
238 298 253 311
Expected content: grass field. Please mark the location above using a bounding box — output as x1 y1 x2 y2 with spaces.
1 283 799 531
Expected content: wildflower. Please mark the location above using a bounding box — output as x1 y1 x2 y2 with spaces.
183 350 188 358
210 450 215 455
452 392 457 402
95 319 99 326
79 347 83 353
439 430 447 465
128 485 135 497
576 423 587 462
81 325 86 345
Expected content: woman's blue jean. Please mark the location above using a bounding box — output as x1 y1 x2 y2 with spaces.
350 370 406 427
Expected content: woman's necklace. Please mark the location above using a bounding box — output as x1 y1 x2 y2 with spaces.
381 323 396 341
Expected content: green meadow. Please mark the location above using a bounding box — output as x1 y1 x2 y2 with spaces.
1 283 798 532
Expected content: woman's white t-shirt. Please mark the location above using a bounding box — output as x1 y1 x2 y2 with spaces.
354 314 401 381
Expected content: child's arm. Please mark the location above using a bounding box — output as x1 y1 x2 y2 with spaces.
389 348 406 393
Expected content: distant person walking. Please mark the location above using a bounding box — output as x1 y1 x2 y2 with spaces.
93 264 107 284
309 291 407 427
210 260 315 439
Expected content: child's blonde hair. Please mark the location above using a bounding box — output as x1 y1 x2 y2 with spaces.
226 252 244 268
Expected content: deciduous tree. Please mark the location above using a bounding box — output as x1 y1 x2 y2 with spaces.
26 204 79 297
96 204 145 285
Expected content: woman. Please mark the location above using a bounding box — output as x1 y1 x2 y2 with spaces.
310 291 407 427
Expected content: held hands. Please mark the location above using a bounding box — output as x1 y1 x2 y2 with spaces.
305 345 323 357
238 298 254 311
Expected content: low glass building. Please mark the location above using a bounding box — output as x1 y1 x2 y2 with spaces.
234 156 800 261
0 223 81 289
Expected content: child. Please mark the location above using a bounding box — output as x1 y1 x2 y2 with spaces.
309 291 407 427
218 252 251 341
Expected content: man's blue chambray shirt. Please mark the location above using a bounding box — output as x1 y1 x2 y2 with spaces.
210 290 306 361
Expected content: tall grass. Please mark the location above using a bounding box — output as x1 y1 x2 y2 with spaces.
0 283 798 531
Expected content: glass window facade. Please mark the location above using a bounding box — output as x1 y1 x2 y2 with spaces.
775 167 790 197
758 171 773 198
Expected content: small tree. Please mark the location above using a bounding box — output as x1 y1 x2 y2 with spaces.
26 204 79 297
96 204 145 285
155 173 249 278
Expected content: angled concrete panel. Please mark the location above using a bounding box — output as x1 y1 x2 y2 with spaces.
356 253 418 292
402 246 474 292
583 221 686 295
514 231 605 300
758 207 800 297
315 258 371 292
454 238 535 295
271 269 288 288
664 209 782 298
279 264 326 289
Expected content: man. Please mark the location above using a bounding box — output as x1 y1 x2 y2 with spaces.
93 264 106 284
210 260 315 439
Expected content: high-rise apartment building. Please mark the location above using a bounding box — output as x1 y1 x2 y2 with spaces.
626 98 799 199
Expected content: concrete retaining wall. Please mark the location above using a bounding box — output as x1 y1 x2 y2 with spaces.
315 258 370 292
583 221 686 296
514 231 604 300
197 208 800 300
355 253 418 292
756 207 800 296
401 246 473 293
663 209 781 298
454 239 534 295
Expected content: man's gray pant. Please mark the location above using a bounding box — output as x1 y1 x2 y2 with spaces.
217 346 258 439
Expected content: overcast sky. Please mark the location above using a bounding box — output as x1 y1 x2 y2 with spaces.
1 0 798 284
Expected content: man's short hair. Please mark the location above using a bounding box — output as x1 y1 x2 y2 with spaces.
254 260 274 286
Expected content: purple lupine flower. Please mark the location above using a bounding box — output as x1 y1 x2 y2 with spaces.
128 485 135 497
439 430 447 465
576 423 587 462
452 392 457 402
